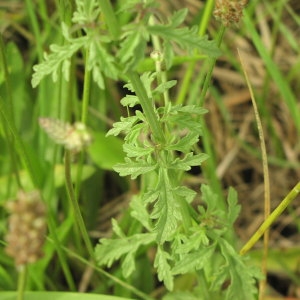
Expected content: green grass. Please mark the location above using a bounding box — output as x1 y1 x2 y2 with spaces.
0 0 300 299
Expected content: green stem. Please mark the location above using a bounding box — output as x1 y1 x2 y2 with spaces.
81 48 91 125
198 0 215 36
98 0 120 40
126 71 165 144
1 32 75 288
137 54 207 73
240 181 300 255
0 98 40 189
0 35 14 119
243 10 300 133
197 25 226 107
0 36 22 190
176 0 215 105
24 0 43 60
149 16 170 106
75 46 91 202
183 26 226 207
52 242 155 300
17 265 27 300
64 151 95 260
47 213 76 290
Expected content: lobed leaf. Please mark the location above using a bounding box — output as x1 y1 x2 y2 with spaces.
226 187 241 226
169 8 188 27
173 186 196 204
151 174 182 243
123 143 154 158
88 40 118 89
124 122 148 144
166 132 199 153
31 36 87 88
120 95 139 107
174 228 210 254
154 247 174 291
171 244 215 275
141 189 160 204
106 116 139 136
174 105 208 115
113 158 157 179
170 153 209 171
72 0 100 25
167 114 203 133
130 195 152 231
153 80 177 96
148 25 221 57
95 231 156 277
214 239 260 300
118 26 148 70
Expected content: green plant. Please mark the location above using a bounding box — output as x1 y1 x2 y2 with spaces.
1 0 274 299
29 0 260 299
94 73 260 298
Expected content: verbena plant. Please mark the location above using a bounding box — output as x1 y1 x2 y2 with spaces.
1 0 261 299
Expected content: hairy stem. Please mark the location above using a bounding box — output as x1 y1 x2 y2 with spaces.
126 71 165 144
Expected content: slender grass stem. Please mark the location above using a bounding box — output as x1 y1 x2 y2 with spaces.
1 38 76 289
24 0 43 60
183 25 227 209
17 266 27 300
81 49 91 125
64 151 95 260
243 10 300 133
98 0 120 40
47 213 76 291
75 47 92 200
0 36 22 190
239 49 271 298
176 0 215 105
0 36 14 120
197 25 226 107
0 98 40 189
240 181 300 255
50 240 155 300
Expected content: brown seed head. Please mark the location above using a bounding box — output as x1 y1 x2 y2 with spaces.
5 190 47 268
214 0 248 27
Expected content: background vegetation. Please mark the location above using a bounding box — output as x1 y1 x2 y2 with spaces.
0 0 300 299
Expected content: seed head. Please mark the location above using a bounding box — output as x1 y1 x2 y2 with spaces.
39 118 92 153
214 0 248 27
5 190 47 268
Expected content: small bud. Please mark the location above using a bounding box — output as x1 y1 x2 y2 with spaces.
150 50 166 72
5 190 47 268
150 50 163 62
214 0 248 27
39 118 92 153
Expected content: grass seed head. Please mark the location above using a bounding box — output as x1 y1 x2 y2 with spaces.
214 0 248 27
5 190 47 268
